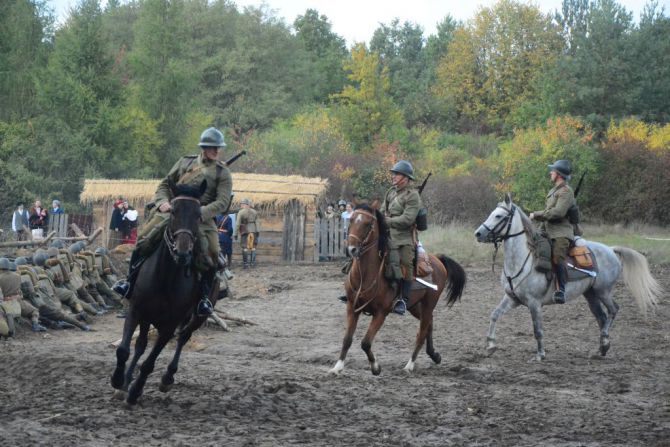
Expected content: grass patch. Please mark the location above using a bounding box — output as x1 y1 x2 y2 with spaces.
420 221 670 266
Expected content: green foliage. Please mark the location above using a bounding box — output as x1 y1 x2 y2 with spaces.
498 116 601 211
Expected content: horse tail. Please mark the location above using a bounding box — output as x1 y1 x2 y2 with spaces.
436 254 467 307
612 246 662 315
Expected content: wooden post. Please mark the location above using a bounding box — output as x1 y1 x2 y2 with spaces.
0 231 56 248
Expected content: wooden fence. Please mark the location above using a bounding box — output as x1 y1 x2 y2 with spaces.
314 217 348 261
47 214 94 238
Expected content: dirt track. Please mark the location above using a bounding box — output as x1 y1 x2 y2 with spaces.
0 261 668 446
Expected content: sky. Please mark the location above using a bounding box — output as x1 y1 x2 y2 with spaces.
47 0 664 45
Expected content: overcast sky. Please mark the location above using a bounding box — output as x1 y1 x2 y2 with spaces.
47 0 663 45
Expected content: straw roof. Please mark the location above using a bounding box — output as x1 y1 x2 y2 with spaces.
81 173 328 209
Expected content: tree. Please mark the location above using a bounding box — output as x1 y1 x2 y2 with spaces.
433 0 562 133
331 44 404 150
294 9 348 102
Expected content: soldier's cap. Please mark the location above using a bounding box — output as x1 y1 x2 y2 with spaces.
47 247 59 258
240 198 252 206
15 257 28 266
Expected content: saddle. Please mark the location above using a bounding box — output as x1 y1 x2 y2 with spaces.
565 238 598 281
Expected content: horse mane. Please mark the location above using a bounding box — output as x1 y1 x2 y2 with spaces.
354 203 388 254
515 205 540 241
174 183 203 199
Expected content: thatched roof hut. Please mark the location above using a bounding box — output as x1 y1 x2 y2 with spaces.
81 173 329 263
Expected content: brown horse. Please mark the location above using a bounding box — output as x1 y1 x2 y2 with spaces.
329 204 466 375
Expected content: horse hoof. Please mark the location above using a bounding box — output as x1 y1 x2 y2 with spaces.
328 360 344 375
600 340 610 356
371 362 382 376
159 382 173 393
113 389 127 400
486 345 497 357
124 400 138 409
430 352 442 364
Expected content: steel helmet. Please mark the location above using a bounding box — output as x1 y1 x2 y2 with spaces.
390 160 415 180
33 251 47 267
51 239 65 249
47 247 59 258
15 257 28 266
0 258 10 270
94 247 108 256
9 261 16 271
548 160 572 180
69 242 83 254
198 127 226 148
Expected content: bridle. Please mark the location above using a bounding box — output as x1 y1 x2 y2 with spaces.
164 195 199 264
484 204 532 299
347 210 379 258
346 209 386 313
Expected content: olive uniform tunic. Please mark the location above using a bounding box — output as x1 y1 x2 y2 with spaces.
532 183 576 264
137 153 233 269
382 184 422 281
235 207 259 250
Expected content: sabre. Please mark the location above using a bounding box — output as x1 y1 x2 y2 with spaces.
567 262 597 277
415 277 438 290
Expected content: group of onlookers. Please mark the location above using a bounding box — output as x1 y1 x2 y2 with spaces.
11 199 64 241
108 198 139 248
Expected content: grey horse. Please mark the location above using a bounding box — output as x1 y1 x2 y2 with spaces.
475 194 661 360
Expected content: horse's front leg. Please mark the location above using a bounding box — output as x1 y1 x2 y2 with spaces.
528 301 545 361
160 316 205 392
405 303 433 373
127 325 176 406
361 311 387 376
329 301 360 375
121 322 151 394
111 307 139 391
486 294 518 356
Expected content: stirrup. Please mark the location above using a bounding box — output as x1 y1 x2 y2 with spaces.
392 299 406 315
197 298 214 316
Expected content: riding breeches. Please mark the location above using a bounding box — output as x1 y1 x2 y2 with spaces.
551 237 571 264
388 244 415 281
240 233 259 251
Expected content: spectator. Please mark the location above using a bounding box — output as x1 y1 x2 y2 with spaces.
216 213 233 267
51 200 64 214
324 204 337 220
29 200 48 231
108 198 125 249
337 199 347 214
121 201 138 245
11 202 30 241
341 202 354 238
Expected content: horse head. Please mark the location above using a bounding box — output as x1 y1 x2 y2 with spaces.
167 179 207 266
347 204 387 258
475 193 518 243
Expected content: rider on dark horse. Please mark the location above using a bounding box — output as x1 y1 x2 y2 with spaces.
114 127 233 316
529 159 576 304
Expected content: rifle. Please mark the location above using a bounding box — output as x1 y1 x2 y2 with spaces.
573 169 587 198
418 172 432 195
224 150 247 166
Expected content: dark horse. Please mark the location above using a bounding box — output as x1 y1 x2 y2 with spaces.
329 204 467 375
111 180 218 405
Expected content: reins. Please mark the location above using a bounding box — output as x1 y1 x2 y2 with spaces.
163 195 199 264
346 209 385 312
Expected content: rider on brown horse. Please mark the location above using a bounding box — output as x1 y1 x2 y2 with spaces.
383 160 422 315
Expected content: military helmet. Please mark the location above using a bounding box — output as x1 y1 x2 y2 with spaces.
15 257 28 266
548 159 572 180
94 246 108 256
69 242 83 254
51 239 65 249
33 252 47 267
9 261 16 271
198 127 226 148
47 247 59 258
0 258 10 270
240 198 251 206
390 160 415 180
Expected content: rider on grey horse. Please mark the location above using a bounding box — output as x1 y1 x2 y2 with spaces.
529 160 575 304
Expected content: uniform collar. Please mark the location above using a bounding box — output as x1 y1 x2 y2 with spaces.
198 153 216 165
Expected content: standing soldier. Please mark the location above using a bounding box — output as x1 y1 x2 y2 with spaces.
114 127 233 316
235 198 260 268
383 160 422 316
530 160 576 304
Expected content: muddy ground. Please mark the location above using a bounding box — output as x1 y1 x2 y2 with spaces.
0 261 668 446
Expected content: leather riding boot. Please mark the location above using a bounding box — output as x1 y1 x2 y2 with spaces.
553 263 568 304
197 269 216 316
393 279 411 315
242 251 249 269
112 249 142 298
250 250 257 268
31 321 47 332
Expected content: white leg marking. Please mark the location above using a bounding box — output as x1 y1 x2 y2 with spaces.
329 360 345 375
403 359 415 372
